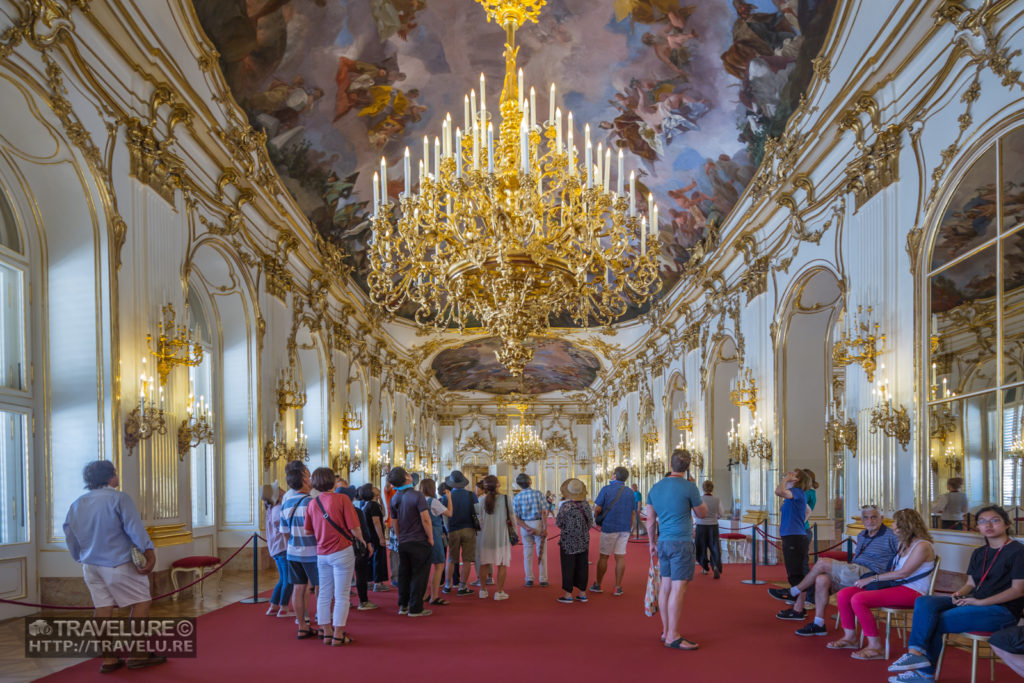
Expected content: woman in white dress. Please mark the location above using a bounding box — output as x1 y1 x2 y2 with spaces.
476 475 516 601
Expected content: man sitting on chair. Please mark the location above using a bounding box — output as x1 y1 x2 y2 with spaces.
768 505 898 624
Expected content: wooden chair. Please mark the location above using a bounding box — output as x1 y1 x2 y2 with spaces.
170 555 222 601
874 555 942 658
934 631 998 683
720 532 749 563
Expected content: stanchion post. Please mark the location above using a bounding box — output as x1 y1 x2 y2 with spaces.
762 518 769 566
241 532 268 604
741 523 766 585
845 536 853 563
812 522 818 557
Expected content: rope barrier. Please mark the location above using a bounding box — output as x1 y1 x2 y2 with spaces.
0 534 256 610
811 538 850 555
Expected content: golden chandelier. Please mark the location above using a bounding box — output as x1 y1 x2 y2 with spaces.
497 404 546 469
367 0 661 375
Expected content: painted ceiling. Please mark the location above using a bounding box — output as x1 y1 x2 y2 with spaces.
431 337 600 394
191 0 836 393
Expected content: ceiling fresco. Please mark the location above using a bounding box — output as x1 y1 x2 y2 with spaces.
431 337 600 394
192 0 836 322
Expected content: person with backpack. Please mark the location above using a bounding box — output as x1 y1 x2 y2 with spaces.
591 466 635 595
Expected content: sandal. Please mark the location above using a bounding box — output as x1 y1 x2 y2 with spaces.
665 637 699 650
827 639 859 650
296 628 317 640
851 647 886 660
430 598 450 605
321 630 334 645
331 632 354 646
99 660 125 674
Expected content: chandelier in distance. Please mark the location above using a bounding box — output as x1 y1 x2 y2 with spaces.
497 403 547 469
367 0 662 376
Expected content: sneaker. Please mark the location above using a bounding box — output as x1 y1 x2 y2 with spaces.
398 606 409 615
373 583 392 592
888 672 934 683
487 578 495 585
470 580 481 587
493 591 509 601
768 587 796 603
701 568 709 575
776 608 806 621
539 581 549 587
357 602 379 611
525 580 534 587
442 585 452 594
408 609 432 618
276 610 295 618
557 596 574 604
795 622 827 637
889 653 931 672
589 583 603 593
478 590 488 599
457 588 474 596
575 594 588 602
713 569 721 579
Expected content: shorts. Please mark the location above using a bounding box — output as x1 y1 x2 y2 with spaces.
599 531 630 556
829 560 873 588
657 539 695 581
447 527 477 565
288 558 319 586
83 562 151 608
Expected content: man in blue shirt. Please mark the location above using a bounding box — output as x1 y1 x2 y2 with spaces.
645 449 707 651
631 483 644 537
591 467 635 595
63 460 165 673
512 473 549 587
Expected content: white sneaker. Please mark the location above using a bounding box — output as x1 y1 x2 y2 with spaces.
493 591 509 601
478 589 488 599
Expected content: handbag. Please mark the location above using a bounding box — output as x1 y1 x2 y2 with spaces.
595 484 627 526
861 553 934 591
644 561 660 617
503 494 520 546
315 495 369 561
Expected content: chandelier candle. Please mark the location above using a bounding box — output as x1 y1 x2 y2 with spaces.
367 0 661 375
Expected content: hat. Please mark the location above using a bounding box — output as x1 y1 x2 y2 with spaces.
260 482 280 506
560 478 588 502
446 470 469 489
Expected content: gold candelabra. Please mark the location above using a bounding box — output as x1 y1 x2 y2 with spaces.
366 0 661 375
869 377 910 451
497 403 546 469
176 392 214 461
748 423 773 463
688 448 705 473
727 418 748 468
929 402 958 442
730 367 757 417
341 402 362 437
672 407 693 433
124 362 166 455
824 407 858 458
832 305 886 382
276 366 307 418
1010 428 1024 460
334 441 363 473
263 421 308 469
147 304 203 385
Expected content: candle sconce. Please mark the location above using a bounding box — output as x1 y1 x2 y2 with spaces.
176 392 214 461
672 407 693 433
824 399 858 458
729 367 758 418
263 421 308 469
832 305 886 383
727 419 748 468
869 377 910 451
147 304 203 385
276 365 307 419
125 362 166 455
748 423 773 463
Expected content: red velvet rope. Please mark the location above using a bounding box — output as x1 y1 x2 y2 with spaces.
0 534 256 610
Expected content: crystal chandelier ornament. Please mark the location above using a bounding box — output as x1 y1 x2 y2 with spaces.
497 403 546 469
367 0 661 375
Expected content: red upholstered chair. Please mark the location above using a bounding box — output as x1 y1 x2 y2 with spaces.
819 549 850 562
934 631 997 683
720 532 749 563
170 556 221 601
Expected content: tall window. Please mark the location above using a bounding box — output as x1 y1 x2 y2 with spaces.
188 294 215 528
0 192 28 545
926 125 1024 520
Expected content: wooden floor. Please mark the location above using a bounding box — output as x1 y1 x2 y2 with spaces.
0 570 277 682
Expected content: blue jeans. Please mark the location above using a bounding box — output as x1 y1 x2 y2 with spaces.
908 595 1016 672
271 553 293 606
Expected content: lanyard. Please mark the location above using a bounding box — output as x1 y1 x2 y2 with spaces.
977 543 1006 589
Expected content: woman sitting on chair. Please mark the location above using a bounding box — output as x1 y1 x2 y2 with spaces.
887 505 1024 682
828 508 935 660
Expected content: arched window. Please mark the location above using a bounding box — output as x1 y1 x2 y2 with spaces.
926 125 1024 525
187 291 215 529
0 190 28 545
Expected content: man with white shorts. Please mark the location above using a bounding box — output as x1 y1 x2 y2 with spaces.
63 460 165 673
591 467 636 596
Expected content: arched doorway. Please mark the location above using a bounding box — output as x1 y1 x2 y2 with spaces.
710 338 740 517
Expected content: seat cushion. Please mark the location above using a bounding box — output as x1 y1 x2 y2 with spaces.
172 555 220 569
720 533 748 540
819 550 849 561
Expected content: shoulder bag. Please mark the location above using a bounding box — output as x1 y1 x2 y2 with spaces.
502 494 520 546
594 484 627 526
315 495 369 560
862 552 934 591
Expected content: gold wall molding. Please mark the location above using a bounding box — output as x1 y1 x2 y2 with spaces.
123 85 191 204
144 522 193 548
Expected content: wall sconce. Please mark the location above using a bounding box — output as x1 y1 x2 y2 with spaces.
824 402 858 458
673 407 693 432
748 422 773 463
730 367 757 418
334 437 363 473
176 391 214 461
869 373 910 451
147 304 203 385
263 420 308 469
929 401 958 442
832 304 886 383
124 366 167 455
276 366 307 419
727 418 748 468
1009 428 1024 460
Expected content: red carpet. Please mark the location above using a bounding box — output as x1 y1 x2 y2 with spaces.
39 527 1008 682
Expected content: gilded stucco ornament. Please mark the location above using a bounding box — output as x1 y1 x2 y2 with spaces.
124 85 192 204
